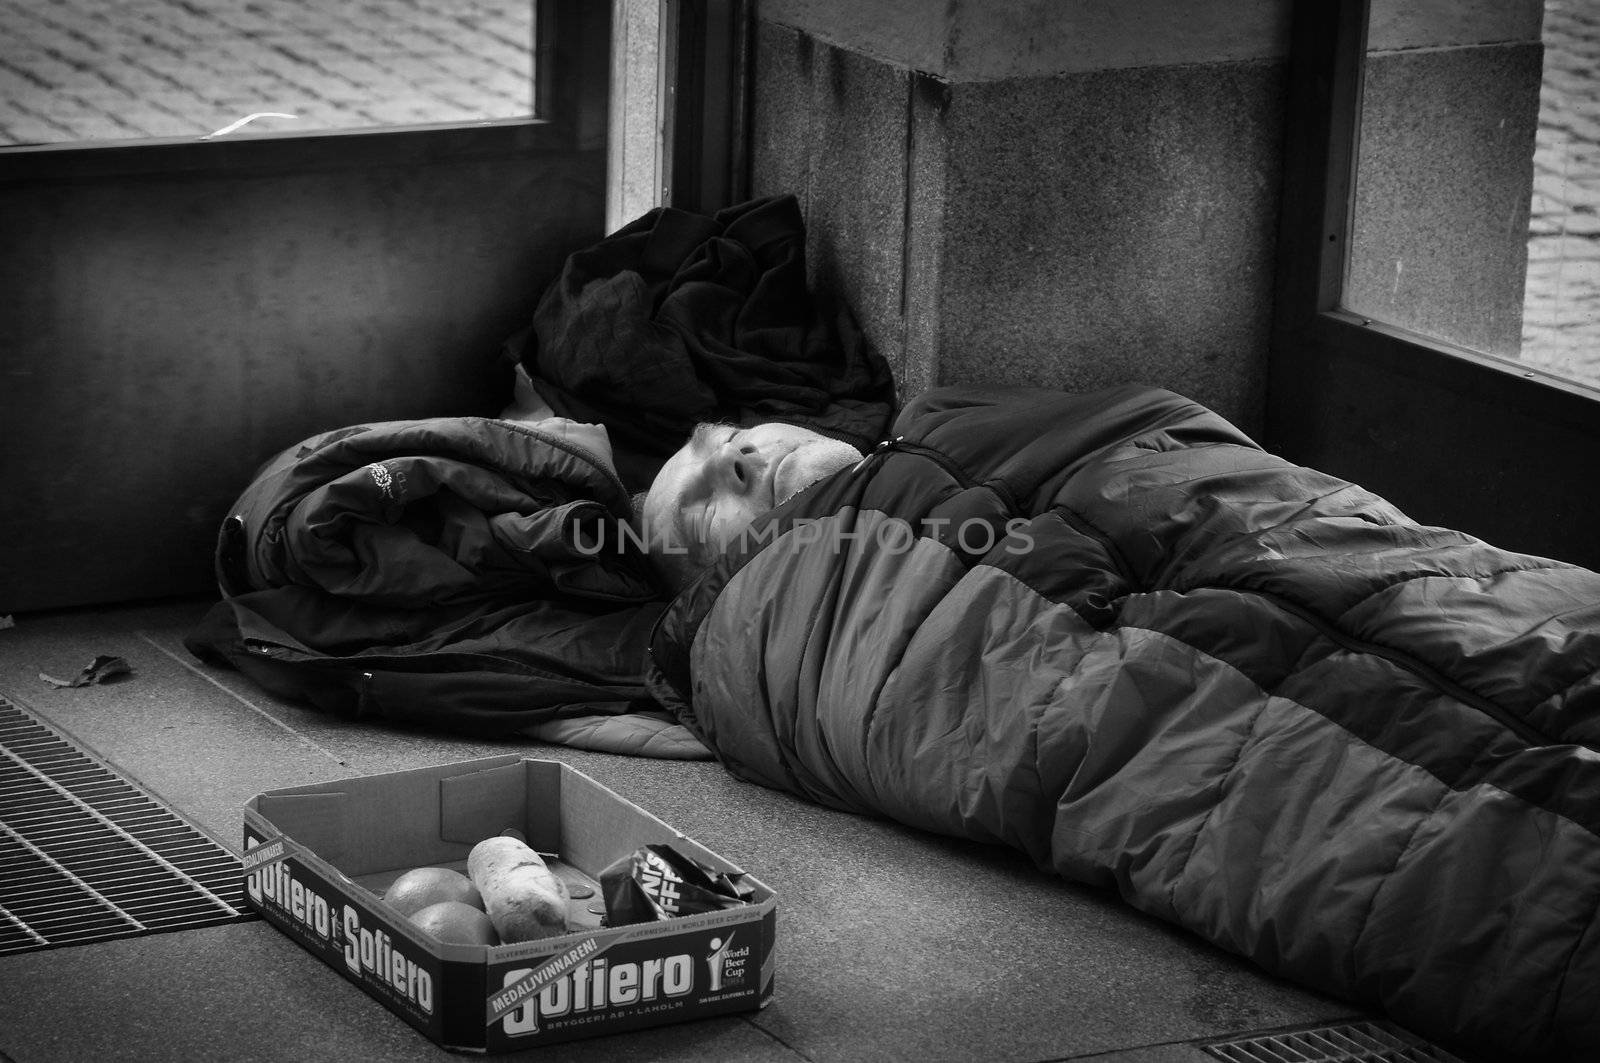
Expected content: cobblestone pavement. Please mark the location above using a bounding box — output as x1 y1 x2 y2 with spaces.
1526 0 1600 387
0 0 532 142
1 0 1596 388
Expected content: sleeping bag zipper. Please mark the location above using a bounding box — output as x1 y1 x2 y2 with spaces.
1245 588 1553 747
854 436 1022 514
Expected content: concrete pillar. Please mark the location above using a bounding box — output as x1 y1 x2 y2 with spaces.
751 0 1295 433
607 0 665 232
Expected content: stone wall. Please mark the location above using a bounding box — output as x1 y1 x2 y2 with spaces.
750 0 1296 433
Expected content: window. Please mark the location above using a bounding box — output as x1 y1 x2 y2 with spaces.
1269 0 1600 570
0 0 537 146
0 0 614 611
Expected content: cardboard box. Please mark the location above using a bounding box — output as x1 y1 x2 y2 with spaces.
241 756 777 1053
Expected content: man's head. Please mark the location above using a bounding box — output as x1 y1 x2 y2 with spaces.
639 422 863 587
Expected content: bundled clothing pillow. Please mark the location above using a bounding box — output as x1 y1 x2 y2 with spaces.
503 193 897 492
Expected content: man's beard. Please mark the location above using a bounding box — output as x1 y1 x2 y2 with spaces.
773 438 866 505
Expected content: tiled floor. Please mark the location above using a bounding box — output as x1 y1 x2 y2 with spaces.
0 598 1375 1063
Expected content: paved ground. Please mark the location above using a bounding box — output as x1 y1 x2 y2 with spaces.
0 0 1596 387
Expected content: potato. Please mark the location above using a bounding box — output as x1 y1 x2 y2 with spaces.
467 834 570 942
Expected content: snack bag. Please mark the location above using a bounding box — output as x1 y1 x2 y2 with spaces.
600 844 754 925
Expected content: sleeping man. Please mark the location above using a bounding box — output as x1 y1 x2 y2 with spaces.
638 420 865 589
638 383 1600 1063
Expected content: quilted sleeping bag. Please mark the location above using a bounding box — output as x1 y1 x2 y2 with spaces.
646 384 1600 1060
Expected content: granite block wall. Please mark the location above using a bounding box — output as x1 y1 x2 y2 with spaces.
748 16 1287 433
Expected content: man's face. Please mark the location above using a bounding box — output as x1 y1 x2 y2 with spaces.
642 422 863 565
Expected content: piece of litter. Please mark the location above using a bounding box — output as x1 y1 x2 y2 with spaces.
202 112 298 139
40 654 133 689
0 614 14 630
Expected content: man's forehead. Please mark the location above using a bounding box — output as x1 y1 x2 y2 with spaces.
687 421 737 453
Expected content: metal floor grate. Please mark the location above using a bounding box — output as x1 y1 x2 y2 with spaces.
0 693 255 955
1202 1021 1465 1063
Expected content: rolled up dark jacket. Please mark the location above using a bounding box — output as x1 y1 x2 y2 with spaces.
187 415 671 741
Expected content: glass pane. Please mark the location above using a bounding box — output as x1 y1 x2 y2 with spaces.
0 0 533 146
1347 0 1600 392
1524 0 1600 384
